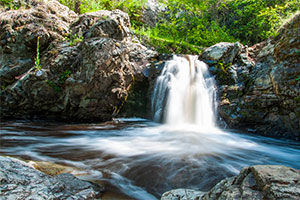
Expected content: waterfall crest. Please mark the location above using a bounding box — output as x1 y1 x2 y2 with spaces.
152 55 217 128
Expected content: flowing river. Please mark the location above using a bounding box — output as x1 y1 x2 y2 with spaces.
1 56 300 199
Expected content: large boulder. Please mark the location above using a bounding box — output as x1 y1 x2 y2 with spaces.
70 9 132 41
0 0 157 121
161 165 300 200
0 156 104 199
201 13 300 140
0 0 75 86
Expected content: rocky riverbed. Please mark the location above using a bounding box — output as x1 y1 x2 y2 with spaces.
1 155 299 200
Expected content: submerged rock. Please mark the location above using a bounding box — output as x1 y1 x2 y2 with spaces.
0 0 157 121
201 13 300 140
161 165 300 200
0 156 104 199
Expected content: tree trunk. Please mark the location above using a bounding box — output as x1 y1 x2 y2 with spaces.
74 0 81 14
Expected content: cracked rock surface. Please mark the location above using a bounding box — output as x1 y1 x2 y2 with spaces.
161 165 300 200
0 156 104 200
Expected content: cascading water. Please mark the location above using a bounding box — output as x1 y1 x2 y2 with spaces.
152 55 217 128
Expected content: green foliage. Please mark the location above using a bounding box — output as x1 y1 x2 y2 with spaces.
64 30 83 46
46 80 62 92
132 0 235 53
59 70 71 84
134 27 203 54
111 0 147 27
1 85 6 91
0 0 22 9
59 0 300 53
294 96 300 102
60 0 147 26
58 0 80 12
217 61 232 74
46 70 71 92
215 0 300 45
34 37 42 71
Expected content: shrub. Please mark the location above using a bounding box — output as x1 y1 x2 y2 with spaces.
34 37 42 71
64 30 83 46
0 0 22 9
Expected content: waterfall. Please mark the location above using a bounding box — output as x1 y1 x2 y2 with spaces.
152 55 217 128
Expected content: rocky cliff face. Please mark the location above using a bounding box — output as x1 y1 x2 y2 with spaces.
161 165 300 200
200 13 300 140
0 0 157 121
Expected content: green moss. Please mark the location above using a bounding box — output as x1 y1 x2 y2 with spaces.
217 61 231 74
46 70 71 92
294 96 300 102
1 85 6 91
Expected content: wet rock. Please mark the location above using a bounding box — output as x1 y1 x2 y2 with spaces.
29 160 85 176
161 165 300 200
202 13 300 140
161 189 205 200
0 156 104 200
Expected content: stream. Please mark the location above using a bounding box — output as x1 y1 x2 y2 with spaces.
1 119 300 199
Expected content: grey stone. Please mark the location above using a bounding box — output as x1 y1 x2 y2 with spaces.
143 0 167 27
71 9 132 41
161 165 300 200
0 156 104 200
161 189 205 200
200 42 243 64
